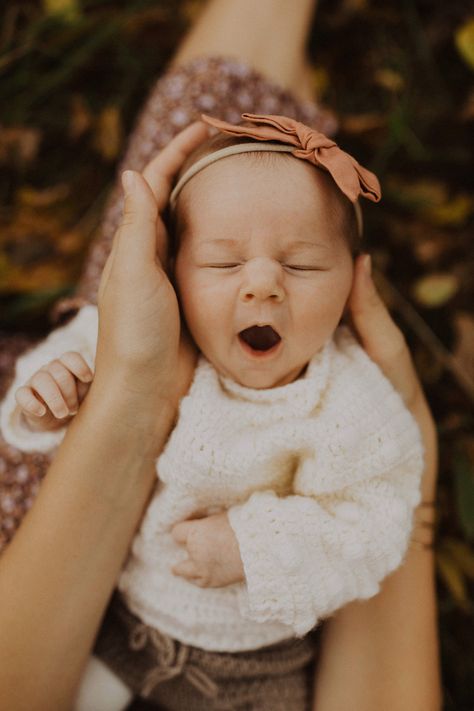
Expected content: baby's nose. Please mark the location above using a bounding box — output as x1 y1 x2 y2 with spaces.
238 257 285 304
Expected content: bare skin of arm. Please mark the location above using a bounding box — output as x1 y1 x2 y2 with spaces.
0 122 207 711
313 255 441 711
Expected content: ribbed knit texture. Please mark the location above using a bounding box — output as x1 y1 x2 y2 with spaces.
0 305 423 652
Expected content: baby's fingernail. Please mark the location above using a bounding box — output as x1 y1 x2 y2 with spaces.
33 404 46 416
122 170 136 193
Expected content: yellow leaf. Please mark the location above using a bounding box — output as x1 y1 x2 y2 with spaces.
17 184 70 208
413 273 459 308
310 67 330 99
426 194 473 227
436 550 470 612
443 538 474 579
93 106 122 161
455 18 474 71
43 0 81 21
69 95 93 139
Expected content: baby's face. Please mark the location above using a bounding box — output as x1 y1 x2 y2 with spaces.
174 156 354 389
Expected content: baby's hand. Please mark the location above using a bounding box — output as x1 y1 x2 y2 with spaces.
171 512 245 588
14 351 93 432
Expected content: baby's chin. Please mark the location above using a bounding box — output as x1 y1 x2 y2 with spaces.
211 360 308 390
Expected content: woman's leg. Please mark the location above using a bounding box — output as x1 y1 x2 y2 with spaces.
170 0 317 102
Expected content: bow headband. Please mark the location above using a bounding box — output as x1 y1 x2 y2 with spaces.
170 113 381 236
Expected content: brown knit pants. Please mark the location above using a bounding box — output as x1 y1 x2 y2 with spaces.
94 594 321 711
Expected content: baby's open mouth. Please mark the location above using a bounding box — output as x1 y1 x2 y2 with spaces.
238 325 282 352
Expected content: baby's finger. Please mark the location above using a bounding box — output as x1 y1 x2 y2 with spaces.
15 386 47 417
58 351 94 383
27 370 70 419
42 360 80 414
171 559 200 580
171 521 190 545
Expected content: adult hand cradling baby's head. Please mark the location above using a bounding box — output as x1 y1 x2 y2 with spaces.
93 121 209 405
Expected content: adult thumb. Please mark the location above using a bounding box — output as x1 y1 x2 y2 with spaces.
113 170 160 272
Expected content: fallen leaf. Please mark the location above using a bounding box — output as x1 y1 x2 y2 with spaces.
310 67 330 99
43 0 80 21
412 272 459 308
443 537 474 579
455 18 474 71
0 126 42 166
340 113 387 134
69 94 93 139
17 184 70 208
374 68 405 92
93 106 123 161
453 312 474 386
436 549 471 612
426 194 473 227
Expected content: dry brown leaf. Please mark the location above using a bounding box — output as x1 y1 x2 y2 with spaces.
453 312 474 385
0 126 42 166
340 113 386 134
374 68 405 92
412 272 459 308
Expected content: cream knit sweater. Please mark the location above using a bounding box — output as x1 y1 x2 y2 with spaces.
1 305 423 652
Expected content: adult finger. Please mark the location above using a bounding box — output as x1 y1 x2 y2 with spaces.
348 254 420 406
142 121 209 211
113 170 160 273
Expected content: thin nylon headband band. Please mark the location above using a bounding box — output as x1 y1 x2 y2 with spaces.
169 141 363 236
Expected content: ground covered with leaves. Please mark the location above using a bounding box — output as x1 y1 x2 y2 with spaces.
1 0 473 707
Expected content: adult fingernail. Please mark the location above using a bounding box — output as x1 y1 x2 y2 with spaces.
122 170 136 193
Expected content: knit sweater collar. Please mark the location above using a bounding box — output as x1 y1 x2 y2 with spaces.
211 336 334 417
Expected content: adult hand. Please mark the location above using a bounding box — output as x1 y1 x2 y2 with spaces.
94 121 208 407
347 254 437 509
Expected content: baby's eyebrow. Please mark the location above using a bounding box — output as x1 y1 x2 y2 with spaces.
286 240 330 251
198 238 329 250
200 238 239 247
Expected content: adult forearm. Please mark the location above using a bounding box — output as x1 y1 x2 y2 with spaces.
0 378 174 711
313 392 441 710
313 547 441 711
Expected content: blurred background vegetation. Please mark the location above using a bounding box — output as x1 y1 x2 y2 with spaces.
0 0 473 707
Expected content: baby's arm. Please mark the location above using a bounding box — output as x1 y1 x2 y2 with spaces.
14 351 93 433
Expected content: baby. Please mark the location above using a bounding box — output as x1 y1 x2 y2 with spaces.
0 114 423 710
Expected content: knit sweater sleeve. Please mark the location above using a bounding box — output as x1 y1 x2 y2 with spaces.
0 305 98 453
228 339 424 636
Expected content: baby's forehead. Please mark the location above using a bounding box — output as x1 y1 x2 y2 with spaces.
176 153 347 247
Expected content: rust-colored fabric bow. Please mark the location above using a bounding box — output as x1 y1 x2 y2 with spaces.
201 113 381 204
